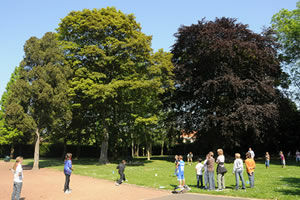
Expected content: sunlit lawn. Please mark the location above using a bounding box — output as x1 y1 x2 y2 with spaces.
21 156 300 200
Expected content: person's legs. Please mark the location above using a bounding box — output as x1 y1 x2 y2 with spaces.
11 182 17 200
211 172 215 190
200 175 203 187
248 172 254 188
239 171 246 189
196 175 200 188
217 173 222 190
117 172 124 184
15 182 22 200
234 171 239 189
204 172 209 189
64 174 70 192
222 173 225 189
208 171 215 190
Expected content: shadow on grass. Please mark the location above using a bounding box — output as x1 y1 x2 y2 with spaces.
276 177 300 196
24 157 158 169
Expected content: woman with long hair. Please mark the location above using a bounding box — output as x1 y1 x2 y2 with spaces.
11 156 23 200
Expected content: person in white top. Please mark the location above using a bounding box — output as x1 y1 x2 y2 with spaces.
195 158 204 188
11 156 23 200
233 153 246 190
216 149 226 191
296 150 300 162
248 148 255 159
187 152 193 165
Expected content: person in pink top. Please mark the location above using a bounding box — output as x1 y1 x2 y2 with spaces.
279 151 286 168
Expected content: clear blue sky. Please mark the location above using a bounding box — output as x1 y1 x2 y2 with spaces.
0 0 298 98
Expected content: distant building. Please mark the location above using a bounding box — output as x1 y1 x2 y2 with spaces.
180 130 197 143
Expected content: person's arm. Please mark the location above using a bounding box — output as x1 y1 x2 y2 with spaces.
68 160 73 171
233 160 236 173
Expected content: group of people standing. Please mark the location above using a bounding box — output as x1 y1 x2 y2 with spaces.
175 148 257 191
175 148 297 192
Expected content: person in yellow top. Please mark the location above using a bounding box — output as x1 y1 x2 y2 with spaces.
245 152 256 188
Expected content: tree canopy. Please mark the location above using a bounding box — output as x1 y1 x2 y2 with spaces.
272 1 300 102
57 7 174 162
171 17 283 149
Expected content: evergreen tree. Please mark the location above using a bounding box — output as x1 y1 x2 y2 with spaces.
5 32 71 169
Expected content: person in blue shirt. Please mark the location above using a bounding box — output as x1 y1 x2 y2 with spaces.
64 153 73 194
177 155 185 188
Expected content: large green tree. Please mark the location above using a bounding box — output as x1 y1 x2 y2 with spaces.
171 18 283 150
272 1 300 101
5 32 72 169
57 7 174 162
0 66 27 158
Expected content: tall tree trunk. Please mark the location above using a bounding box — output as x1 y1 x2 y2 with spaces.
33 128 40 170
10 144 15 159
61 138 67 160
99 128 109 164
161 141 164 156
147 143 152 161
131 133 134 158
136 143 140 157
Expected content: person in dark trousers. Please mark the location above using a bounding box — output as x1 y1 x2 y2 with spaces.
64 153 73 194
115 160 126 186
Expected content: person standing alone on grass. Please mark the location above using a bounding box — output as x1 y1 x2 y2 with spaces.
195 158 204 188
245 152 255 188
64 153 73 194
11 156 23 200
265 152 270 169
187 152 193 165
233 153 246 190
177 155 185 188
207 152 215 190
296 150 300 163
248 148 255 159
279 151 286 168
115 160 126 186
216 149 226 191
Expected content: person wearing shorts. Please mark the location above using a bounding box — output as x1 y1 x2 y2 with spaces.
177 155 185 188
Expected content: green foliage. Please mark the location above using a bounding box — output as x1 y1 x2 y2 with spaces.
272 1 300 63
57 7 174 160
0 66 25 146
272 2 300 102
3 32 72 167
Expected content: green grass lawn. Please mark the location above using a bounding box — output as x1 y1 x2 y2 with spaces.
21 156 299 200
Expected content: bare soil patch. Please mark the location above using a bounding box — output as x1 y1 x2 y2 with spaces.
0 161 169 200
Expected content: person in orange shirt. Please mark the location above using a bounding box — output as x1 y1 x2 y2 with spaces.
245 152 256 188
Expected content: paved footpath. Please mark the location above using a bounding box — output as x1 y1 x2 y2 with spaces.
149 193 260 200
